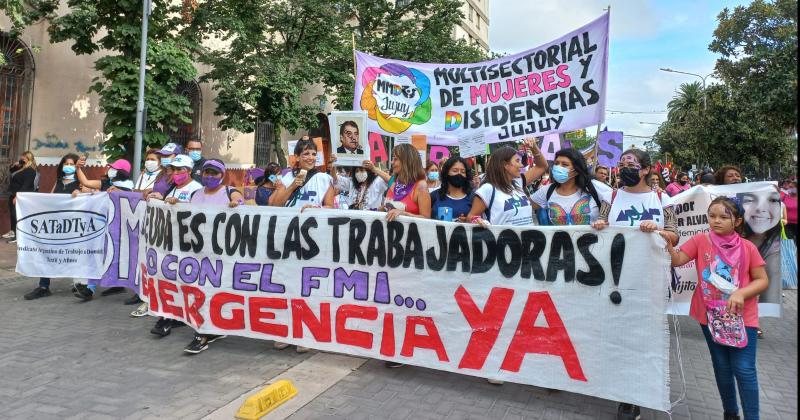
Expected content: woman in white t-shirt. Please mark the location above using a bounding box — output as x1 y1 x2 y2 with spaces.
468 146 534 227
590 148 678 420
269 138 334 209
347 160 389 210
532 148 609 226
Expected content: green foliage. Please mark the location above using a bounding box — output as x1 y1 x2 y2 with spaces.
48 0 198 159
194 0 487 166
0 1 58 35
653 0 797 176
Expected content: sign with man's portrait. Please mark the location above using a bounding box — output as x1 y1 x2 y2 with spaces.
329 111 369 166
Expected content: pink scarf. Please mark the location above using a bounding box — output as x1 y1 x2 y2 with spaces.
708 231 743 272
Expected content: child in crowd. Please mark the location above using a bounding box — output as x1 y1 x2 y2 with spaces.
661 197 768 420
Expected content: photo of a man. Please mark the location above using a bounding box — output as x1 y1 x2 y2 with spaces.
329 111 369 166
336 121 364 154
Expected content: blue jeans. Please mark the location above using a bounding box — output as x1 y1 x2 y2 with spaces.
39 278 50 288
701 325 759 419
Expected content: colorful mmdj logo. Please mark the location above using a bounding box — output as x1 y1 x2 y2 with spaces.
360 64 432 134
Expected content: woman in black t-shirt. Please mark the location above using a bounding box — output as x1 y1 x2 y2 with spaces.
23 153 81 300
6 151 38 241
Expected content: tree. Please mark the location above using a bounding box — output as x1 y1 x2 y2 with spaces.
710 0 797 133
666 82 702 122
321 0 488 110
191 0 342 166
47 0 199 159
193 0 487 166
0 1 57 35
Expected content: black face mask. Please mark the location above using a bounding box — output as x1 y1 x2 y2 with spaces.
678 179 688 185
619 167 642 187
447 174 468 189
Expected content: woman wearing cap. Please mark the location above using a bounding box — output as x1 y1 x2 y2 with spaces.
182 159 243 354
269 138 335 209
147 154 202 204
23 153 81 301
74 158 134 193
134 149 162 191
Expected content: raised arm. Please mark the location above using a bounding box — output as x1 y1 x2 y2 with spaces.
522 137 548 185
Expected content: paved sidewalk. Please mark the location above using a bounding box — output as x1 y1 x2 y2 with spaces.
0 234 796 420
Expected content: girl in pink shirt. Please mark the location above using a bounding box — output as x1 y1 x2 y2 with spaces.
661 197 768 420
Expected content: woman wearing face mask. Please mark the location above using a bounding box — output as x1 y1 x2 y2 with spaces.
591 148 678 420
715 165 743 185
181 159 243 354
348 160 389 211
6 151 38 242
74 158 135 194
432 156 474 222
648 171 665 194
666 172 691 197
383 143 432 221
426 161 442 192
23 153 81 300
532 148 608 226
135 149 162 191
149 143 182 196
737 187 783 339
255 163 282 206
467 146 534 227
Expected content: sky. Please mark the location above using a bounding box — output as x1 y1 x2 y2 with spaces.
488 0 752 150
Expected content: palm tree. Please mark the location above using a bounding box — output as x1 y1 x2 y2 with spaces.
667 82 703 122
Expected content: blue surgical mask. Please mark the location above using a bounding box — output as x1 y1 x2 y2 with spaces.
551 165 571 184
161 157 172 167
188 151 202 162
427 171 439 181
268 174 277 183
62 165 76 175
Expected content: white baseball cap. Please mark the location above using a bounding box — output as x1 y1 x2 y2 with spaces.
169 154 194 169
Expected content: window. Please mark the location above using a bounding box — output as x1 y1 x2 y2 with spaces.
168 80 202 146
468 6 474 22
476 16 481 30
0 33 33 195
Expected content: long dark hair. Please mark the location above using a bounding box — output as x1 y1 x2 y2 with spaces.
483 146 519 194
258 162 282 187
56 153 80 182
736 188 782 256
437 156 474 200
553 148 598 199
352 166 377 189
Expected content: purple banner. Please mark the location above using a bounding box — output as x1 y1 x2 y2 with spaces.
596 130 623 168
94 191 146 290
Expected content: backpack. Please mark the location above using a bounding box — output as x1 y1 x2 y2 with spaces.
538 183 603 226
485 175 528 222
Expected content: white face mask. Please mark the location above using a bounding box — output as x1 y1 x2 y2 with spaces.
144 160 160 173
355 171 369 183
107 168 118 179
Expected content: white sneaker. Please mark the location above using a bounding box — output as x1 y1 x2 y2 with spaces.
487 378 504 385
273 341 291 350
295 346 310 353
1 231 14 239
130 302 148 317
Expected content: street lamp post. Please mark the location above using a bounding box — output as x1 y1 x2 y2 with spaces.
132 0 152 183
660 67 714 171
659 68 714 111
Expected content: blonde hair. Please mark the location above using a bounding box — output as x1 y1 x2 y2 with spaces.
22 151 37 170
392 144 425 185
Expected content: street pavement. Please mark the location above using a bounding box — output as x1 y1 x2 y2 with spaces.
0 240 796 420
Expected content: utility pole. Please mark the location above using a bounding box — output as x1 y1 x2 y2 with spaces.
132 0 151 182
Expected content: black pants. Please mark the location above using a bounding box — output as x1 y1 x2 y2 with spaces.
786 223 798 246
8 196 16 234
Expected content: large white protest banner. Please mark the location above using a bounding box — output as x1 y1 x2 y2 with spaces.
354 13 608 142
668 182 783 317
15 192 110 278
139 202 671 411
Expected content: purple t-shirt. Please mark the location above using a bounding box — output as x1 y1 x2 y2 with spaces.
190 187 231 205
153 177 172 196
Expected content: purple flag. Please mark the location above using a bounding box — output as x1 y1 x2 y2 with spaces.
597 131 623 168
94 191 146 290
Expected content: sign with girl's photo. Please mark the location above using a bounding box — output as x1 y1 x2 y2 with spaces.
668 182 783 317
